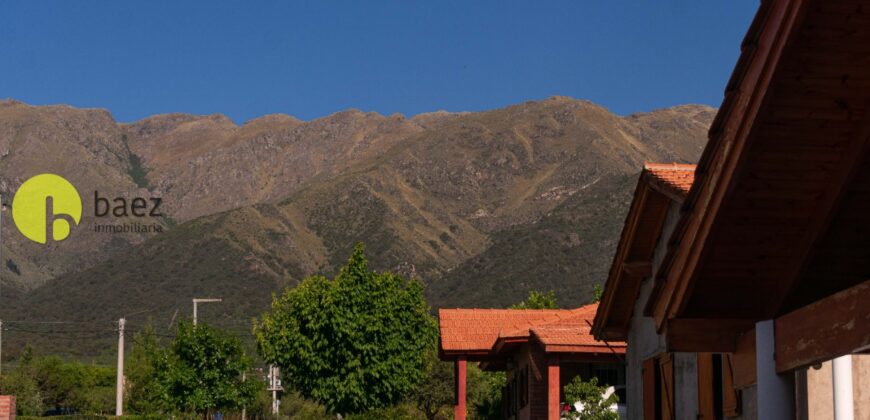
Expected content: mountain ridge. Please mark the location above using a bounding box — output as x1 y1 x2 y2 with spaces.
0 97 713 357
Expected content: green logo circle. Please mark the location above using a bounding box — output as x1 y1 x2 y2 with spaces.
12 173 82 244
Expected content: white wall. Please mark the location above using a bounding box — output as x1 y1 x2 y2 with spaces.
625 201 678 419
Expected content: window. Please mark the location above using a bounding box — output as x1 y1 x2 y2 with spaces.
698 353 741 420
593 367 619 387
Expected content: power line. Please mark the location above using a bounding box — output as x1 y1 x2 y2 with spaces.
2 320 114 325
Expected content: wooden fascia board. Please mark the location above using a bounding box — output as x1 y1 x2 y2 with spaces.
593 177 651 339
623 261 653 278
651 0 806 332
664 318 755 353
774 279 870 373
492 336 529 355
438 349 494 361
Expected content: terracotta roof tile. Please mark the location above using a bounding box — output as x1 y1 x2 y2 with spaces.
439 303 625 355
644 162 696 198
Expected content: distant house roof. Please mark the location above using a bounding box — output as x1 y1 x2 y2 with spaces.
439 303 625 361
644 163 696 200
592 163 697 341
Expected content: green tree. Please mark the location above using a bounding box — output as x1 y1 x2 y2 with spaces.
593 283 604 303
0 348 115 415
510 290 558 309
153 322 259 416
32 356 115 414
0 346 44 415
126 324 163 414
412 350 454 420
470 368 505 420
280 391 331 420
563 376 618 420
254 243 438 415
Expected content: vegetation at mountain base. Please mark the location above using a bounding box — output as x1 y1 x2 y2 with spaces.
125 325 163 415
151 322 259 416
0 323 260 418
254 244 438 415
593 283 604 303
563 376 619 420
470 369 507 420
0 346 115 416
0 98 712 360
411 350 455 420
510 290 559 309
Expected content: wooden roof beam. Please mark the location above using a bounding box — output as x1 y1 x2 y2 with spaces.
774 279 870 373
664 318 756 353
768 116 870 317
650 0 806 332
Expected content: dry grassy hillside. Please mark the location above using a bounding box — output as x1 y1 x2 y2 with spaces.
0 97 714 358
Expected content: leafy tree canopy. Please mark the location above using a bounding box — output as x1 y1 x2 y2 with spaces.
153 322 258 415
254 243 438 415
593 283 604 303
0 346 115 416
126 324 163 415
510 290 558 309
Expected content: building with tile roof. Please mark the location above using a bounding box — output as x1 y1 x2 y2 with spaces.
439 302 626 420
594 1 870 419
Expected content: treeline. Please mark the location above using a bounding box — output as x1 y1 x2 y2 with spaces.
0 244 609 419
0 348 115 416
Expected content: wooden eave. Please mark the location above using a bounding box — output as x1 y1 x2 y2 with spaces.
649 0 870 353
592 170 682 341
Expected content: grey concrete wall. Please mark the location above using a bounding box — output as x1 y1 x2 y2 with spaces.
726 385 758 420
673 353 699 420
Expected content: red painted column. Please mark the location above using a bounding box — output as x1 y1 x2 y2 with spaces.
454 357 467 420
548 357 561 420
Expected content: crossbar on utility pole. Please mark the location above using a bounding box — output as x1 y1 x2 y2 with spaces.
268 364 283 415
116 318 125 416
192 298 222 325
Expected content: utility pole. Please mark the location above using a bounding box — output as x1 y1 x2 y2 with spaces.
241 372 247 420
192 298 222 325
116 318 125 416
268 364 283 415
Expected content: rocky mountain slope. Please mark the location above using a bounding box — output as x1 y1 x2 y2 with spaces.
0 97 713 357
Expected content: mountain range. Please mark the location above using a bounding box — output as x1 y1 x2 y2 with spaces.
0 97 713 358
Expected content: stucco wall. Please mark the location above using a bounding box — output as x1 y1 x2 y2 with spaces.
854 355 870 420
625 201 678 420
806 354 870 420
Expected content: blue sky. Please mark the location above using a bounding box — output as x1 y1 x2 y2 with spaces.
0 1 758 123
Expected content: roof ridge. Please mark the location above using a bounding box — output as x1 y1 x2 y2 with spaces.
644 161 697 171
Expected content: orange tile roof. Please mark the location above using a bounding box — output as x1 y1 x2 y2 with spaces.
643 162 696 198
439 303 625 355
